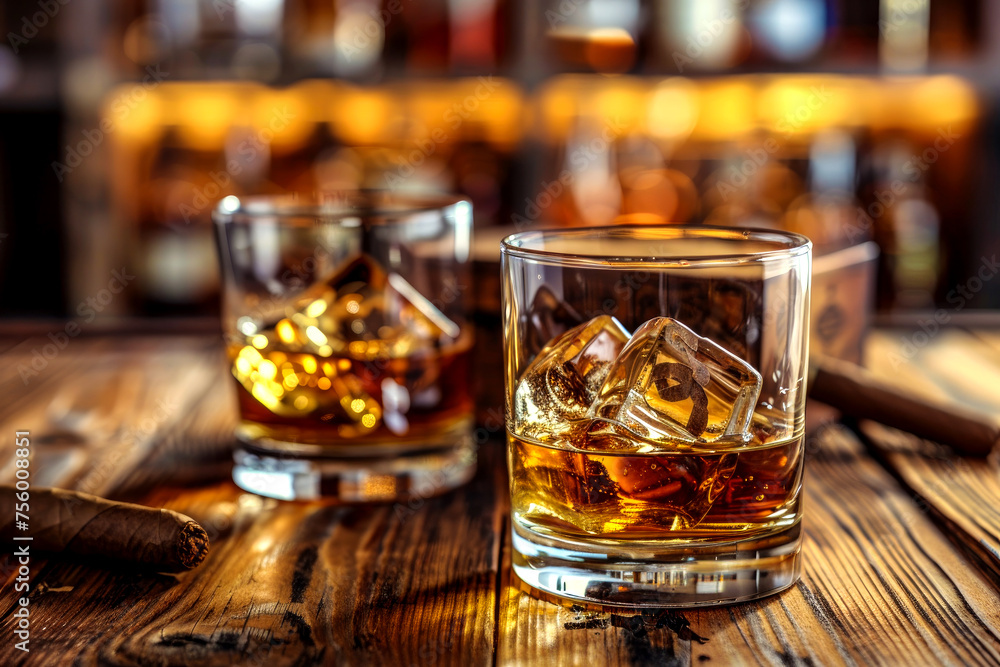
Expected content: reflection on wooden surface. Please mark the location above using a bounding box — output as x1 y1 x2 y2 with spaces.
0 330 999 665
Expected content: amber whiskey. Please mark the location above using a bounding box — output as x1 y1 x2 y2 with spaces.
509 424 803 541
231 254 473 448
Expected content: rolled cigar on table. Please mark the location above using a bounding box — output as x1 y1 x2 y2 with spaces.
0 486 209 572
808 353 1000 457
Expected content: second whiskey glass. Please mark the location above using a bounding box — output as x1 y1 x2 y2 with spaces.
215 192 475 502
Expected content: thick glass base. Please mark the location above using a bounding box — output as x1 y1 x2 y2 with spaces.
231 420 476 501
512 521 801 608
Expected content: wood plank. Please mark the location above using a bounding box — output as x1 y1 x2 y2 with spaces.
865 329 1000 416
0 336 223 498
0 336 505 666
497 425 1000 666
0 462 505 665
855 328 1000 581
859 421 1000 579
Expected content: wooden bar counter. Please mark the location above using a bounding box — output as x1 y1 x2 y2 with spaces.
1 322 999 666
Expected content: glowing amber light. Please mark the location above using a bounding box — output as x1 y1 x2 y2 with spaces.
302 356 317 374
172 83 254 149
693 80 756 140
251 335 268 349
305 299 328 318
251 89 313 153
361 413 377 429
906 76 978 129
756 76 858 135
276 319 297 345
105 84 163 141
306 326 328 346
350 398 366 413
251 383 279 409
240 346 263 365
257 360 277 381
335 88 394 145
317 377 332 390
647 79 699 140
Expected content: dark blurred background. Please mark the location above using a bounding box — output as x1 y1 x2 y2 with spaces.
0 0 997 323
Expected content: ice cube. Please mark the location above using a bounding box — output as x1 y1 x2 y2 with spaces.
525 285 584 356
591 317 762 445
565 422 739 528
278 254 459 360
667 278 763 367
513 316 631 442
596 451 738 528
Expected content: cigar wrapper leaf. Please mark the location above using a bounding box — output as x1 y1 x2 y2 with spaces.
808 353 1000 457
0 487 209 572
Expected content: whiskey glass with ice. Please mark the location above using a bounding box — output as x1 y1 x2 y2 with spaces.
214 192 475 501
502 226 811 607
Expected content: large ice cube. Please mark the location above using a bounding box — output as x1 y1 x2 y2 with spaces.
513 315 631 442
591 317 762 446
276 254 459 360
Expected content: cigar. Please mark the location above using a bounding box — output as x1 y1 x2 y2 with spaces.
808 353 1000 456
0 487 210 572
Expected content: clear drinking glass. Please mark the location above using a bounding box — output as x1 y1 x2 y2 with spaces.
501 226 811 607
214 192 475 502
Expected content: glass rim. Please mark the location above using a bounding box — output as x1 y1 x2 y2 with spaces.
501 225 812 268
211 190 471 226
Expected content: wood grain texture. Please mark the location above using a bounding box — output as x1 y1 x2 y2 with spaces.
1 331 1000 666
0 334 503 666
2 472 502 666
857 329 1000 581
497 424 1000 667
859 421 1000 581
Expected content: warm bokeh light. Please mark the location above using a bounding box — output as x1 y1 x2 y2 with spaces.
646 78 700 141
693 79 757 141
